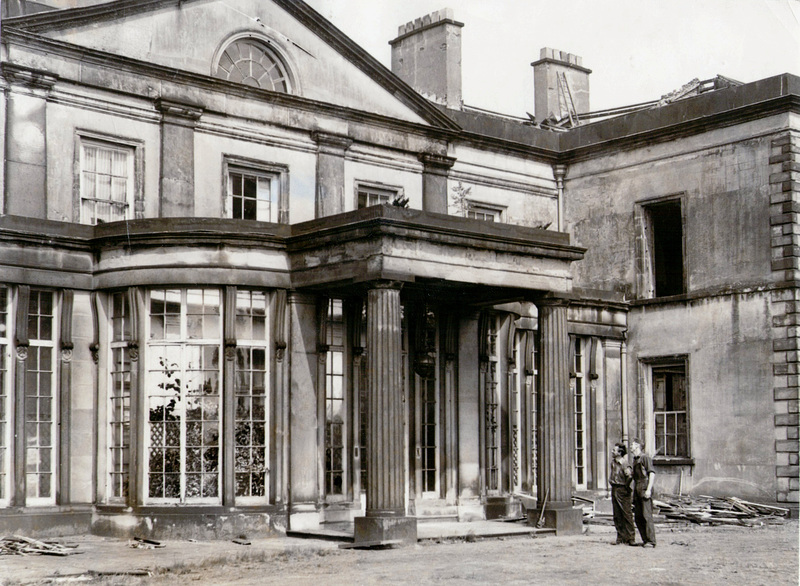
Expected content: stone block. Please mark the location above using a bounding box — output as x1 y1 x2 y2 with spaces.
527 505 583 536
790 454 799 466
353 516 417 546
773 363 799 376
775 387 800 401
776 414 800 426
789 426 800 440
776 466 799 478
772 257 800 272
774 338 800 352
776 440 800 452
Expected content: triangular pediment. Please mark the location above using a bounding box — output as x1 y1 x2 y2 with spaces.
5 0 458 129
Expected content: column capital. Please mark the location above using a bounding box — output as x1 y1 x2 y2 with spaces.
369 280 404 292
1 63 58 92
537 294 571 308
156 97 204 126
311 131 353 154
419 152 457 173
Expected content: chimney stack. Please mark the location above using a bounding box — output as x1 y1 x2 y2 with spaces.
532 48 591 122
390 8 464 110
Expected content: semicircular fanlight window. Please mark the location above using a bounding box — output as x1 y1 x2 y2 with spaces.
215 39 289 93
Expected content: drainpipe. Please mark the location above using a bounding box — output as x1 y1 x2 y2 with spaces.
553 164 567 232
621 334 629 445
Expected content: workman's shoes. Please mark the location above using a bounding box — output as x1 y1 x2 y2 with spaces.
642 542 656 548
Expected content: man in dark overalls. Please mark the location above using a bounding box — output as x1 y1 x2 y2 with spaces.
631 438 657 547
609 442 636 545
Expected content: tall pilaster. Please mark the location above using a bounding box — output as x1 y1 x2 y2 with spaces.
530 297 582 534
156 98 203 217
1 64 57 218
354 282 417 545
287 292 320 529
419 153 456 215
312 131 352 218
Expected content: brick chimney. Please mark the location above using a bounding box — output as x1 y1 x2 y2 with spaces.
390 8 464 110
532 48 591 122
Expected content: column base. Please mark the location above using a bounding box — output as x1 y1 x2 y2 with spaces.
527 504 583 535
288 503 320 531
353 515 417 546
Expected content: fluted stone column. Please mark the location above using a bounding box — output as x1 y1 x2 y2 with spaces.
354 283 417 545
529 297 582 534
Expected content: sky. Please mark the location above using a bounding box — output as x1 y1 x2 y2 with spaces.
305 0 800 116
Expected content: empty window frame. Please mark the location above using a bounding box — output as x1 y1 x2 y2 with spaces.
356 183 400 209
467 202 505 222
641 198 685 298
652 361 689 458
224 159 288 223
79 139 135 225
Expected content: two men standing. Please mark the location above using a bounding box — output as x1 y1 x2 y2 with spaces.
610 438 656 548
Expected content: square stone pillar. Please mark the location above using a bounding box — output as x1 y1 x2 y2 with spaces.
288 292 321 530
354 282 417 545
419 153 456 215
156 98 203 217
528 297 583 535
2 64 57 219
312 132 352 218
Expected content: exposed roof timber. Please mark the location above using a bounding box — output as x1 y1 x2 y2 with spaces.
3 0 461 131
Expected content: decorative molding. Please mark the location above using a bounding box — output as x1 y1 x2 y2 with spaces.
0 63 58 91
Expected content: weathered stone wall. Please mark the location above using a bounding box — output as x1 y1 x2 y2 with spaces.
565 114 797 502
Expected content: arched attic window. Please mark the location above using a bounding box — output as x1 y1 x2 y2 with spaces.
214 38 292 93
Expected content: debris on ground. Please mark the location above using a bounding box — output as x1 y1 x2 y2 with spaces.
654 494 789 526
0 535 81 556
128 536 165 549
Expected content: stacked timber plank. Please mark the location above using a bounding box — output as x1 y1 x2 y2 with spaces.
654 494 790 526
0 535 81 556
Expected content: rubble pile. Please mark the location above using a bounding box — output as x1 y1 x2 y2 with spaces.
654 494 790 526
0 535 81 556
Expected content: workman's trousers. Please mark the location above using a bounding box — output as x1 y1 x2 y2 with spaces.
633 492 657 545
611 486 635 544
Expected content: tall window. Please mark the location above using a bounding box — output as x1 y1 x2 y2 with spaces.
146 289 221 503
653 362 689 457
108 292 132 501
0 288 9 504
215 39 291 92
357 184 397 209
234 290 270 501
572 337 587 490
638 198 685 298
26 290 56 504
80 139 134 225
324 299 345 497
228 169 277 222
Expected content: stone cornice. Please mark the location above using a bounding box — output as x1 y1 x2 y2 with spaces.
4 0 461 132
1 28 461 143
0 62 58 90
288 205 586 261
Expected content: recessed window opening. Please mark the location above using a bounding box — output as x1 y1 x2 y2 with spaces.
649 201 684 297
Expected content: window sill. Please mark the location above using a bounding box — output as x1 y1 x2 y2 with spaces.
654 456 694 467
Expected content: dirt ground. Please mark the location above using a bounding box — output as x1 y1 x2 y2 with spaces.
1 519 798 585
